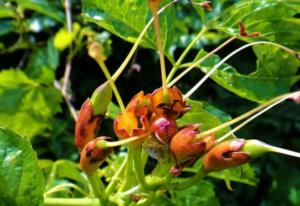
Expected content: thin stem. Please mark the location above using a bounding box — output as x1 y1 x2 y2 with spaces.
168 36 237 87
97 60 126 112
269 145 300 158
183 41 299 100
44 198 100 206
216 94 292 143
62 0 73 95
120 147 136 191
195 91 300 141
96 134 149 148
150 5 168 96
105 157 126 194
166 28 207 83
54 80 78 120
170 168 207 190
87 173 105 198
111 0 178 82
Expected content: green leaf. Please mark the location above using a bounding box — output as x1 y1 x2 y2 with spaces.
211 0 300 50
0 70 62 138
194 48 300 103
26 39 59 83
26 15 57 33
15 0 64 22
172 180 220 206
208 164 258 187
81 0 176 59
178 100 231 137
0 6 16 18
0 127 44 206
0 19 14 36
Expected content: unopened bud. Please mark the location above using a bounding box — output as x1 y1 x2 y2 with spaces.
80 137 113 175
90 81 112 116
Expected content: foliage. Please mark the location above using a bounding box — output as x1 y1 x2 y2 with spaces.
0 0 300 206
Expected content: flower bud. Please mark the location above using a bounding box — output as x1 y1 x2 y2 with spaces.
170 124 214 163
75 99 102 151
80 137 113 175
90 81 112 116
150 116 178 144
203 139 250 172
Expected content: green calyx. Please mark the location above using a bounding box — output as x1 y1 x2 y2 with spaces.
241 139 270 159
90 81 112 116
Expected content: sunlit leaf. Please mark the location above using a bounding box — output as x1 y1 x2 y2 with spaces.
0 70 62 138
178 100 231 137
0 127 44 206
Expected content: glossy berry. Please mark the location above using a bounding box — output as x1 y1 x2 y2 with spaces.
150 116 178 144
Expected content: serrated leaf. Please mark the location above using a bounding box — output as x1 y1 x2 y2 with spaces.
0 70 62 138
193 48 300 103
172 180 220 206
178 100 231 137
211 0 300 51
81 0 176 60
0 127 44 206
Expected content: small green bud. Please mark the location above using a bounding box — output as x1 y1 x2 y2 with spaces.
90 81 112 116
241 139 270 159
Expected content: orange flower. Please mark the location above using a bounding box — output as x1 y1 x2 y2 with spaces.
126 91 152 118
113 111 148 139
150 86 190 119
203 139 250 172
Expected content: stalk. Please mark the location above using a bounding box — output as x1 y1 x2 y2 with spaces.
148 0 168 96
89 45 126 112
168 36 237 87
166 28 208 83
170 168 207 190
105 158 126 194
111 0 178 82
96 134 149 148
194 91 300 141
184 41 299 100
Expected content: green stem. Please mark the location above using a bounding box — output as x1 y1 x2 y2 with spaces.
132 147 146 186
111 0 178 82
87 173 105 198
183 41 299 100
170 168 207 190
96 134 149 148
97 60 126 112
216 93 295 143
168 36 237 87
105 157 126 194
44 198 100 206
195 91 300 141
120 147 136 191
166 28 207 83
151 5 168 96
